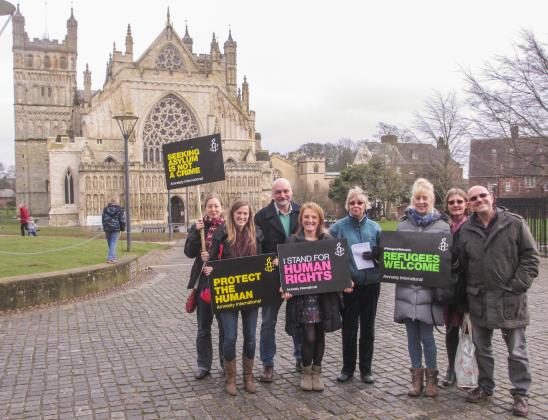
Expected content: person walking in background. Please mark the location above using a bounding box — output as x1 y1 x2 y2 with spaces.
283 202 344 392
18 203 29 236
440 188 469 387
394 178 449 398
101 195 126 264
458 185 539 417
203 200 264 396
254 178 302 381
329 186 382 384
184 193 225 380
27 217 38 237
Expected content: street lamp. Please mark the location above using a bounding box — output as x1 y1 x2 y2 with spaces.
113 112 138 251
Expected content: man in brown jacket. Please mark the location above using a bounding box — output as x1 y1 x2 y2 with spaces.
458 186 539 417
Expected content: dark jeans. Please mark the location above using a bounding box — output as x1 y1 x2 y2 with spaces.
260 301 302 366
220 308 259 361
341 283 381 375
196 292 224 371
473 324 531 396
301 323 325 367
20 223 28 236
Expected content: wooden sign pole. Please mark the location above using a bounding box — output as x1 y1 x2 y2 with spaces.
196 184 206 251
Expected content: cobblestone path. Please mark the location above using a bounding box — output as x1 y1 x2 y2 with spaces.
1 243 547 419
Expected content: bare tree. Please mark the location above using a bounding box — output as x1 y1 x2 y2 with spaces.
372 122 417 143
463 31 547 166
413 90 470 199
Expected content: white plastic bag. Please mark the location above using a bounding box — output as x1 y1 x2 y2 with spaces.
455 313 479 389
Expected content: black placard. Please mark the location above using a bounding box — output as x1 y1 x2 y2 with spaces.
208 253 280 313
379 231 452 287
278 239 352 295
162 133 225 190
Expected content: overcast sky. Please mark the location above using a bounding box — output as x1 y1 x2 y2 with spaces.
0 0 546 167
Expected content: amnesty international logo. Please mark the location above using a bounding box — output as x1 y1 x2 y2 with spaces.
210 137 220 152
335 242 345 257
264 256 275 273
438 237 449 252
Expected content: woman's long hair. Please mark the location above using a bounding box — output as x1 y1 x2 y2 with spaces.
298 202 326 238
225 199 257 256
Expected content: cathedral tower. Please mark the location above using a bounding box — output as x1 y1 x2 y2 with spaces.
12 6 78 215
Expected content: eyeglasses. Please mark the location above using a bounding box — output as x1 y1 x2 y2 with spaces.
349 201 364 206
447 199 465 205
273 189 290 194
469 192 489 202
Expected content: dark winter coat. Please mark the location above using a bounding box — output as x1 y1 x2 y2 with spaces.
284 232 343 336
184 220 225 290
102 203 126 233
329 213 381 286
458 207 539 329
254 200 300 254
393 210 450 326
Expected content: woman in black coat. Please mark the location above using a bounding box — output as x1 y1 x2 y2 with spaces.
184 193 225 380
282 202 345 392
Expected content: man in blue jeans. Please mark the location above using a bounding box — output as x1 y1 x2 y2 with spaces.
102 195 126 263
254 178 302 382
458 186 539 417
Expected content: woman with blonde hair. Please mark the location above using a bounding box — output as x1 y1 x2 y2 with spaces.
203 200 264 396
394 178 450 398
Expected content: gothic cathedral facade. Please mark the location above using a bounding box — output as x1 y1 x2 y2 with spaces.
12 6 272 226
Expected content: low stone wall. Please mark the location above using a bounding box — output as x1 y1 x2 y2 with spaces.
0 257 140 311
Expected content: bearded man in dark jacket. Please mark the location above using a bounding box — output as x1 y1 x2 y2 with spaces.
458 186 539 417
102 195 126 263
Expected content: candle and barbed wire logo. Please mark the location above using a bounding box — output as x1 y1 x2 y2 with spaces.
335 242 345 257
438 237 449 252
210 137 220 152
264 257 275 273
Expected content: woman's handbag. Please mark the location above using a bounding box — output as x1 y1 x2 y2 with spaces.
185 287 198 313
455 313 479 389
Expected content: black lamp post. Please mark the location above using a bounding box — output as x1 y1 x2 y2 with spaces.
113 112 138 251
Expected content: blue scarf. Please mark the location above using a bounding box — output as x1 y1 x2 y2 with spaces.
405 207 440 227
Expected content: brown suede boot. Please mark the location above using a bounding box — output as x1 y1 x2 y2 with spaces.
311 365 324 392
242 357 256 394
408 368 424 397
224 358 237 396
300 365 313 391
424 368 438 397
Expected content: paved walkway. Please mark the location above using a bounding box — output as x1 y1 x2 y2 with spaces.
0 243 547 419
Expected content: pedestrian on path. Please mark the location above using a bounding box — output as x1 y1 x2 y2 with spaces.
329 186 382 385
282 202 344 392
18 202 29 236
440 188 469 387
458 185 539 417
101 195 126 264
184 193 225 380
394 178 449 398
203 199 264 396
254 178 302 382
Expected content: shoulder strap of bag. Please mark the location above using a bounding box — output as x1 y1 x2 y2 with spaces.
218 244 224 260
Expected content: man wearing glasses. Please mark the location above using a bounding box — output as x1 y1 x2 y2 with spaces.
458 185 539 417
254 178 302 382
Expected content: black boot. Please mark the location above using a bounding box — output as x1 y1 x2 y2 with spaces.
441 366 456 387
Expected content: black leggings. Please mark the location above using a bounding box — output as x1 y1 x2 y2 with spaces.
446 325 459 369
301 323 325 367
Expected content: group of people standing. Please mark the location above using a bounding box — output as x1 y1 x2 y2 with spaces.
184 177 539 417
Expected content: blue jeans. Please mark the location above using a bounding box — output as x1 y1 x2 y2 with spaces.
404 319 437 369
105 231 120 261
219 308 258 361
260 301 302 366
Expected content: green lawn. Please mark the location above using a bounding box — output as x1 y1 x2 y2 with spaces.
378 220 398 231
0 235 167 278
